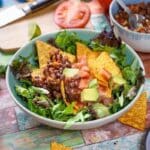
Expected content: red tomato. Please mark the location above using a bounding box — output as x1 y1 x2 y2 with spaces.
98 0 112 12
79 71 90 78
81 66 90 72
54 1 90 28
100 68 112 81
79 78 90 89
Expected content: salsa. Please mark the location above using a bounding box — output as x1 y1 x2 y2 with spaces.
115 2 150 33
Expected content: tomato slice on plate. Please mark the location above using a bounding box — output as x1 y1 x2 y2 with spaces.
54 1 90 28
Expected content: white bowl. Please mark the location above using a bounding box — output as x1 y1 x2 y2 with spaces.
109 0 150 53
6 29 145 130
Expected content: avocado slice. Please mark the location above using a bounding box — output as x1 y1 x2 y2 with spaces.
112 76 126 85
88 79 98 88
91 103 110 118
81 88 99 102
63 68 79 78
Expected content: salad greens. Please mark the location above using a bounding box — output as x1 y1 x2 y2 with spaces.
55 31 87 55
65 109 91 129
89 31 144 113
11 30 144 128
16 84 91 124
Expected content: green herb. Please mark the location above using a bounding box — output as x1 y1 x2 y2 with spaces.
15 85 49 99
110 44 127 69
110 100 121 113
15 85 77 121
55 31 87 55
122 59 140 85
20 79 32 87
51 101 75 121
16 85 34 99
122 66 137 85
65 109 91 129
118 92 124 107
89 41 116 53
27 98 51 117
11 54 34 80
31 86 49 95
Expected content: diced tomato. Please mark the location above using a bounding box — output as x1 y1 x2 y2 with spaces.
74 101 85 111
99 86 106 95
81 66 90 72
54 1 90 28
78 55 87 66
99 86 110 96
79 78 90 89
79 70 90 78
100 68 112 81
72 63 82 69
99 85 113 105
73 55 88 69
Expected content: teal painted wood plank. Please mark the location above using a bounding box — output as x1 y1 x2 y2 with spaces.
0 127 85 150
15 107 40 131
0 107 18 136
75 132 146 150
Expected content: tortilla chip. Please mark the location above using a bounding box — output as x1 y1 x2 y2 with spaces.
88 51 122 88
118 92 147 131
94 52 121 77
60 80 69 106
76 42 99 59
51 142 72 150
76 42 91 58
36 40 57 68
76 42 100 73
60 51 76 63
36 40 75 68
102 87 112 98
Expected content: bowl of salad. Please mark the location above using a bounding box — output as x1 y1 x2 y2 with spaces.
6 29 145 130
109 0 150 53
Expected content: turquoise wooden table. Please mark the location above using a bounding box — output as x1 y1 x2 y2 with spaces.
0 75 150 150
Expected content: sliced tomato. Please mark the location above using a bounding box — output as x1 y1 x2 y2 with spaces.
54 1 90 28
